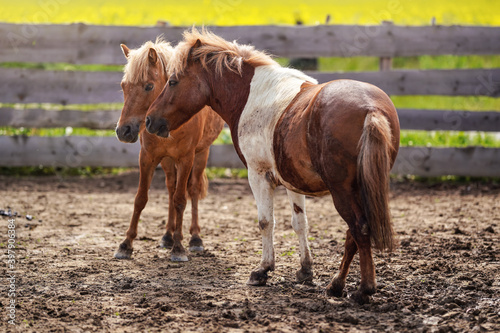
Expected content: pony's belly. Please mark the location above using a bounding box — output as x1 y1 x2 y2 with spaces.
276 162 329 196
280 178 330 197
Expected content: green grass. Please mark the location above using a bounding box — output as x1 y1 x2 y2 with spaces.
318 55 500 72
0 126 115 137
401 131 500 148
206 167 248 179
0 62 123 72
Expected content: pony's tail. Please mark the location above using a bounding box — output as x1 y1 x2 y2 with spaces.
199 170 209 200
357 111 395 252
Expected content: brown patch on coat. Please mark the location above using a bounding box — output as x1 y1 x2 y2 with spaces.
273 82 329 195
265 171 280 187
259 218 270 231
293 203 303 214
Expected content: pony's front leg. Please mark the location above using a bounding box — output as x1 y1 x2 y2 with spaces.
186 147 211 252
159 157 177 249
170 153 195 262
246 168 276 286
286 189 314 283
115 150 158 259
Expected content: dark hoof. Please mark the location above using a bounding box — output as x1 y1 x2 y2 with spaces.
114 242 133 259
326 280 345 298
189 235 204 252
160 233 174 249
296 268 313 283
351 290 371 305
171 245 188 262
246 270 269 286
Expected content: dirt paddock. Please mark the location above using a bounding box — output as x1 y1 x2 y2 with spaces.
0 172 498 332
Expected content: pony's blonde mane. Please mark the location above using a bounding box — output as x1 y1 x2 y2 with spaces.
122 37 174 83
169 28 278 76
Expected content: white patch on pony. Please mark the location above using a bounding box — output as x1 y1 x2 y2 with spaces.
286 189 313 272
238 65 317 176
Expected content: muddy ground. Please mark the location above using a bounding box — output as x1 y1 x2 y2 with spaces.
0 171 498 332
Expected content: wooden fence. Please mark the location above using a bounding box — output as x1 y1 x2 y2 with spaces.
1 23 499 176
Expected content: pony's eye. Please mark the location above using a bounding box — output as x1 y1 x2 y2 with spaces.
168 80 178 87
145 84 154 91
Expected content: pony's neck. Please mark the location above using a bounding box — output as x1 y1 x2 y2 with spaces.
206 63 256 166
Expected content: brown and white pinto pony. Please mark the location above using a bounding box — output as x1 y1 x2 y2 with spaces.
145 29 400 303
115 38 224 261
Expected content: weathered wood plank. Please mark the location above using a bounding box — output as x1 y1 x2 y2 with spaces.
1 23 499 64
0 136 246 169
0 136 498 176
0 136 141 168
1 108 499 132
392 146 500 177
308 68 500 97
397 109 500 132
1 68 499 104
0 108 121 129
0 68 124 104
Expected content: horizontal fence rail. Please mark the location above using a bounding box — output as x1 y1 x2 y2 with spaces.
0 108 121 130
1 23 500 63
2 68 499 105
1 136 499 177
1 108 500 132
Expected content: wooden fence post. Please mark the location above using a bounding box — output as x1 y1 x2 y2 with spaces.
379 21 393 71
289 19 319 71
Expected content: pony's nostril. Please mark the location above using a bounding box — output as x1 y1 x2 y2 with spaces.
123 125 131 136
145 116 151 129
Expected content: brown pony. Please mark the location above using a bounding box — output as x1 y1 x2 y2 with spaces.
145 29 400 303
114 38 224 261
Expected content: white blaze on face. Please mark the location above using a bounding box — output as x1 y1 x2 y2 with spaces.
237 65 318 176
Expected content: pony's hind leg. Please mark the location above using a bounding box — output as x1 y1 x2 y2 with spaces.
286 189 313 283
327 186 376 304
326 229 357 297
115 150 158 259
159 157 177 249
169 153 196 262
186 147 210 252
246 168 276 286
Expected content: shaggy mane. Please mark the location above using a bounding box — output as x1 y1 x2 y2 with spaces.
169 27 278 76
122 36 174 83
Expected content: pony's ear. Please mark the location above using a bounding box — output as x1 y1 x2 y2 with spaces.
120 44 130 58
192 39 202 49
188 39 202 62
148 48 158 65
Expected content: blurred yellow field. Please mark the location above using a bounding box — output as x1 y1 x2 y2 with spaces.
2 0 500 26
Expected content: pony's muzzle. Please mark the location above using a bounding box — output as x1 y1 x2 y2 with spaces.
116 123 139 143
145 116 170 138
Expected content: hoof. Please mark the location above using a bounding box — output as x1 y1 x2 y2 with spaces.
171 244 188 262
326 280 345 298
114 242 133 259
351 290 371 305
171 253 189 262
296 268 313 283
189 235 204 252
246 270 269 286
160 233 174 249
